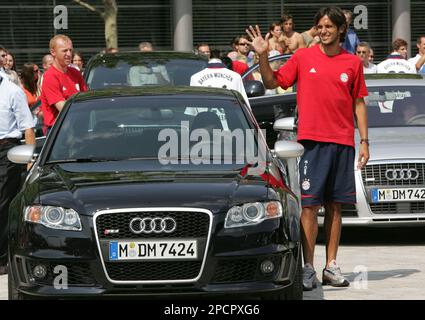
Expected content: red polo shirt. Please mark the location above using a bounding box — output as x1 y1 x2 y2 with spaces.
274 45 368 147
40 65 88 127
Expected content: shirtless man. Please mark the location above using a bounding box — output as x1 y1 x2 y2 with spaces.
280 14 305 53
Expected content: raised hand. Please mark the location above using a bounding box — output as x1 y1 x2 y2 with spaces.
246 25 270 55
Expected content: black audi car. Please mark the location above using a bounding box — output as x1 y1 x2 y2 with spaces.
7 86 304 299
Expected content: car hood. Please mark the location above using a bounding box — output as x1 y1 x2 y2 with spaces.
356 127 425 161
36 161 284 216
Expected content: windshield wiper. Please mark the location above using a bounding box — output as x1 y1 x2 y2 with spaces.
46 158 124 164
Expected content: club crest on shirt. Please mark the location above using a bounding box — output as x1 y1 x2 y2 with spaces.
302 179 311 191
340 73 348 83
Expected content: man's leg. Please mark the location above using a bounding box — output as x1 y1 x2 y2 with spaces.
0 144 22 267
321 143 354 287
324 203 342 266
322 202 349 287
300 205 321 266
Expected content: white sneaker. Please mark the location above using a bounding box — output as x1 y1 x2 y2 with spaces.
302 263 318 291
322 260 350 287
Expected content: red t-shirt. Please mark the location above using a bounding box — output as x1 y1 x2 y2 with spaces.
40 65 88 127
274 45 368 147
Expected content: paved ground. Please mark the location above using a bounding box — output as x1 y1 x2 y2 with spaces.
1 227 424 300
304 227 425 300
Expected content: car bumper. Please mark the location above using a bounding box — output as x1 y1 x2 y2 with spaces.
318 169 425 227
10 215 298 298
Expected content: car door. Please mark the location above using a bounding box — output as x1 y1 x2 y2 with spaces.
248 92 297 148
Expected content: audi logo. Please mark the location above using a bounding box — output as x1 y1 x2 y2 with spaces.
385 169 420 181
129 217 177 234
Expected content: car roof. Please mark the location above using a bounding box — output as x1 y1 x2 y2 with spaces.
70 86 239 102
87 51 207 65
365 73 425 87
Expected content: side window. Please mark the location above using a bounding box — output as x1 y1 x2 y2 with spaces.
243 56 295 97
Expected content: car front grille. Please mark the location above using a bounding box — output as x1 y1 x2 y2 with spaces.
105 261 202 281
94 209 211 283
362 163 425 187
96 210 209 240
370 202 425 214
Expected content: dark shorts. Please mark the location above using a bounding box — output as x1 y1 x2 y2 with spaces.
299 140 356 208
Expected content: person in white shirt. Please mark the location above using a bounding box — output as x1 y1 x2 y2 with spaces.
408 35 425 73
356 42 377 74
0 46 9 78
377 38 416 74
190 49 250 107
189 49 251 130
0 73 35 275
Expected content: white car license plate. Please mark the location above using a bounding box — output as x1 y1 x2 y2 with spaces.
371 188 425 203
109 240 197 261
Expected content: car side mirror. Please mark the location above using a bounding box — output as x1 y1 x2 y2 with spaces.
273 117 297 131
274 140 304 159
244 80 265 97
7 144 35 164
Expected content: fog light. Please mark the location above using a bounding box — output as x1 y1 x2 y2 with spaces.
260 260 275 274
33 265 47 279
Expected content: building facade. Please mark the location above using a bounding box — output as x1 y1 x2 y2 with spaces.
0 0 423 69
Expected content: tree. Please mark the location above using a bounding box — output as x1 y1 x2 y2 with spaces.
73 0 118 50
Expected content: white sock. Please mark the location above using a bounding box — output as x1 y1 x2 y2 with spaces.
304 263 315 270
327 260 338 268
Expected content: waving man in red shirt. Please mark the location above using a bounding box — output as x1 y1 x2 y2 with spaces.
247 7 369 290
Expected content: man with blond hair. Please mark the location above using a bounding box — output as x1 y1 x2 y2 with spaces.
40 35 88 133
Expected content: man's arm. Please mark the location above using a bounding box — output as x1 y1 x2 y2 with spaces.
415 55 425 72
24 128 35 145
24 128 35 170
354 98 369 169
246 25 280 89
54 100 66 112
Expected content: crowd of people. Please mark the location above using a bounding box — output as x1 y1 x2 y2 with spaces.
1 9 424 117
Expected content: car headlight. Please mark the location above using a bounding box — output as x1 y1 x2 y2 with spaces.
25 206 82 231
225 201 283 228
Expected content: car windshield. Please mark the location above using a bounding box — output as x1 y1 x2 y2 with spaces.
86 58 207 89
47 96 260 166
365 86 425 127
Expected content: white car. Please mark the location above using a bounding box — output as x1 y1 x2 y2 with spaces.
317 74 425 227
